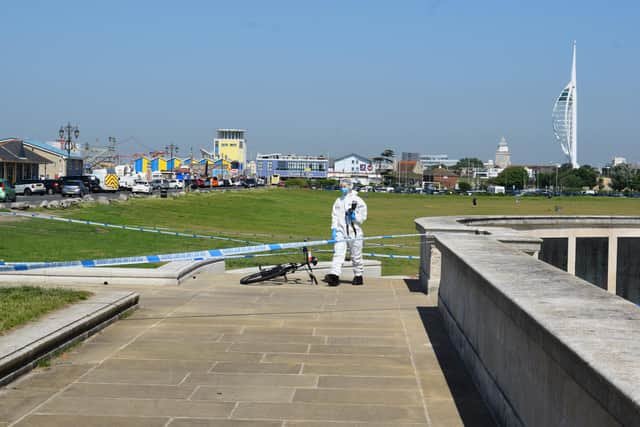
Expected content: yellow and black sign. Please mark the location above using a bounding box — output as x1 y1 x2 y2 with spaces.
104 174 119 191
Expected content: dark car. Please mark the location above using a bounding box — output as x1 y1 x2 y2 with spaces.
61 180 88 198
243 178 257 188
62 175 100 193
42 179 63 194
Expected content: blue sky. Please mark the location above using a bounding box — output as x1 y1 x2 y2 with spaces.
1 0 638 166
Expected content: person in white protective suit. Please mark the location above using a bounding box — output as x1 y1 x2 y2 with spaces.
323 179 368 286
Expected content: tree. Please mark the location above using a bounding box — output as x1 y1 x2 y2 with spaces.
491 166 529 190
453 158 484 175
610 164 634 191
572 165 598 188
457 181 472 192
561 174 583 190
537 173 555 189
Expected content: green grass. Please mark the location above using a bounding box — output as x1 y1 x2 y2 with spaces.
0 287 92 334
1 189 638 275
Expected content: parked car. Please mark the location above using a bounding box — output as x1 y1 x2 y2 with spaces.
168 179 184 189
14 179 46 196
243 178 257 188
62 175 101 193
42 179 63 194
0 179 17 202
61 180 88 197
151 178 169 190
131 180 152 194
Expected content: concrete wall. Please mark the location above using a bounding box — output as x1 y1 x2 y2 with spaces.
617 238 640 305
433 233 640 426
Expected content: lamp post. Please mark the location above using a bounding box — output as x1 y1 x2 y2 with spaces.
166 143 179 172
59 123 79 176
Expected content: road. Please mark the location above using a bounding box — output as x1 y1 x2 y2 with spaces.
15 186 251 204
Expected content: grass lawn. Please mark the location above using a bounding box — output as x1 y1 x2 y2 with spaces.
0 286 92 334
0 189 638 275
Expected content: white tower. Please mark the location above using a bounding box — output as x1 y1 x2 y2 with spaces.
552 41 578 168
495 136 511 169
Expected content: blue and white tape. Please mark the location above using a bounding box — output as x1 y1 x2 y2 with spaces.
0 211 259 244
0 233 426 272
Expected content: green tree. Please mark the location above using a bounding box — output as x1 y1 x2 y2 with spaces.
537 172 555 189
453 158 484 175
492 166 529 190
457 181 472 192
610 164 634 191
561 174 583 190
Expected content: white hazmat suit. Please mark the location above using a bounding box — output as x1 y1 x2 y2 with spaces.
330 189 368 277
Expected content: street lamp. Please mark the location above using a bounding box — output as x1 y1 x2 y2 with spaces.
59 123 79 176
166 143 179 172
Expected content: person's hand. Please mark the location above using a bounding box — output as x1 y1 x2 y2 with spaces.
350 211 356 221
331 228 337 241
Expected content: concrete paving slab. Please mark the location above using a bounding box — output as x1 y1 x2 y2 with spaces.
62 382 195 399
184 373 318 388
168 420 282 427
316 375 419 390
191 385 295 402
293 388 423 405
0 272 493 426
232 402 427 423
38 396 235 418
13 414 168 427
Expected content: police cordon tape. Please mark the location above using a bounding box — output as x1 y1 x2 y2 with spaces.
0 233 426 272
0 211 419 249
0 211 260 245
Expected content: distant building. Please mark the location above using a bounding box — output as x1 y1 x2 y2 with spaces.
247 160 257 176
256 153 327 179
423 167 459 190
214 129 247 174
401 152 420 161
331 154 380 185
21 139 83 177
611 157 627 166
495 137 511 169
418 154 458 170
333 154 373 174
0 138 52 183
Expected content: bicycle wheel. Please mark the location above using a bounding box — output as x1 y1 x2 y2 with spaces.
240 265 288 285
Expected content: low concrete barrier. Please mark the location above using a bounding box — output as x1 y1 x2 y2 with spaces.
0 259 225 286
425 230 640 426
0 291 138 386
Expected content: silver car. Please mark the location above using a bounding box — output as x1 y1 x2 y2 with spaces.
61 180 88 198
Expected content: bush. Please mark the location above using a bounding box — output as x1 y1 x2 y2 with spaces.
284 178 308 188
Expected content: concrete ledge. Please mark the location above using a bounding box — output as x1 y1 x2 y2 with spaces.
0 291 139 386
227 260 382 280
0 259 225 286
433 232 640 426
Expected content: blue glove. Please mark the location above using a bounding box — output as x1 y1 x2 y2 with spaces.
350 211 356 221
331 228 337 241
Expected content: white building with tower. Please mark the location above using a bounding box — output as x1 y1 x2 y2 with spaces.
553 41 578 169
495 137 511 169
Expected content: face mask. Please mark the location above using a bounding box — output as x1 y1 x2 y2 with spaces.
340 187 349 195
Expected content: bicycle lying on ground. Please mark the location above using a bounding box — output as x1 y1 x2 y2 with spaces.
239 246 319 285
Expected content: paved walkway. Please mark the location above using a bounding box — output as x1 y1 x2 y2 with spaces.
0 273 494 426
